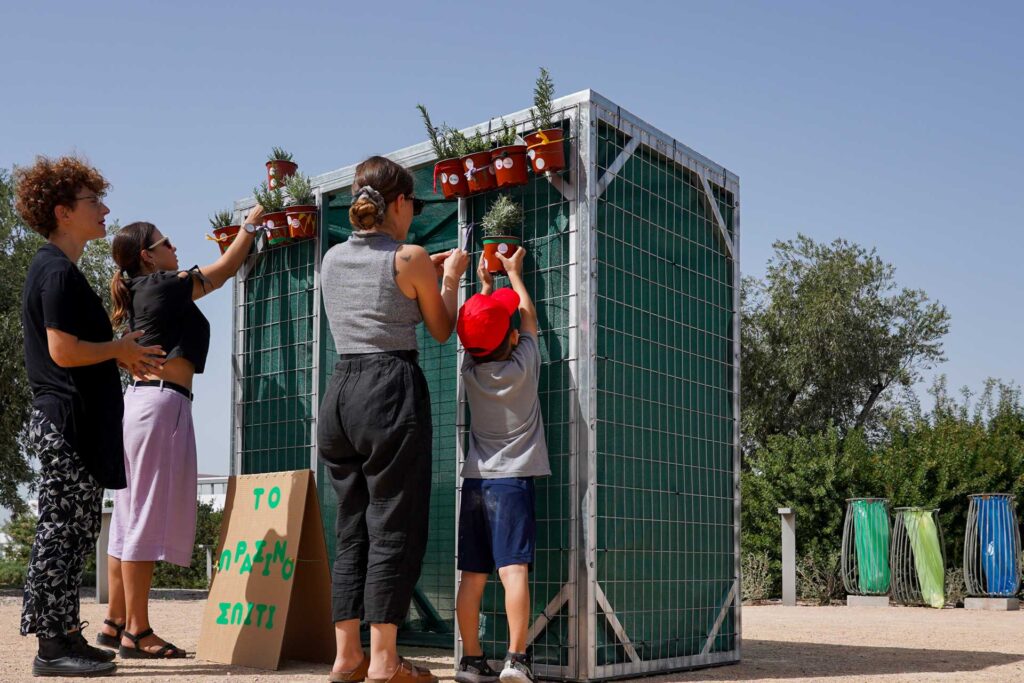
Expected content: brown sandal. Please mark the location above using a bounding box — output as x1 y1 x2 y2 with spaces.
366 658 437 683
329 655 370 683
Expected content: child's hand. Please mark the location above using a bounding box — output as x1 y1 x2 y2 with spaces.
476 255 493 292
497 247 526 277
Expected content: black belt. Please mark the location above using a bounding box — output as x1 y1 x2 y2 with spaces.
337 350 418 363
132 379 193 401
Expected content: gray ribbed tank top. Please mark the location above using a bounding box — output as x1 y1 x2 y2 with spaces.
321 231 422 353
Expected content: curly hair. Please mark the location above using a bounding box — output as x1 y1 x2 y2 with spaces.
349 156 413 230
13 155 110 237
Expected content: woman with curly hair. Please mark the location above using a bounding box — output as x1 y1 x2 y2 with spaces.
96 204 263 660
15 155 163 678
318 156 468 683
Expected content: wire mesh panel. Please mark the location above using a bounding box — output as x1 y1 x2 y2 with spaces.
841 498 891 596
588 99 739 678
236 239 318 474
891 507 946 607
964 494 1022 597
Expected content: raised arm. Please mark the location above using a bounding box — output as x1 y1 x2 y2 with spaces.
497 248 537 336
397 245 469 343
191 204 265 300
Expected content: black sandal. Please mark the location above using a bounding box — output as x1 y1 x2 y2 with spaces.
118 627 187 659
95 619 125 648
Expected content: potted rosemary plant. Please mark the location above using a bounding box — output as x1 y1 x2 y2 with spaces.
491 119 528 189
284 173 317 240
524 68 566 175
419 104 470 199
208 209 239 254
253 181 290 246
266 146 298 190
480 195 524 273
461 129 497 194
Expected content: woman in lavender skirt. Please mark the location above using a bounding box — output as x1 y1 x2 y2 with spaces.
99 204 263 658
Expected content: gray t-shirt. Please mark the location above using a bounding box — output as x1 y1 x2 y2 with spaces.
461 332 551 479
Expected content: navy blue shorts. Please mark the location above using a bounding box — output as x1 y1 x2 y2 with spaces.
458 477 536 573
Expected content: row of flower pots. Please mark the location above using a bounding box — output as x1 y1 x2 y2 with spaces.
208 147 318 253
433 128 566 199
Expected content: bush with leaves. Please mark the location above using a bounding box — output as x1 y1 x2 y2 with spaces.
741 550 773 603
284 173 315 206
267 146 294 162
796 549 843 605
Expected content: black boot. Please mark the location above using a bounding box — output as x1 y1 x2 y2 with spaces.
68 622 117 662
33 633 116 678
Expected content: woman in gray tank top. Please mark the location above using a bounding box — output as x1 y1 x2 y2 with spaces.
317 156 468 683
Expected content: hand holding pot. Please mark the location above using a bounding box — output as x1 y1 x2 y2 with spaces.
496 247 526 277
244 203 265 228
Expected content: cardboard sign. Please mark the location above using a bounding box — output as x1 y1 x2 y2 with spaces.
197 470 334 670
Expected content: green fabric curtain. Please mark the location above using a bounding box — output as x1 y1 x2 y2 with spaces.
852 500 890 593
904 509 945 608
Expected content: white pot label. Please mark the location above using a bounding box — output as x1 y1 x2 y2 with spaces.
528 149 536 159
535 157 546 170
498 243 509 254
440 172 448 183
465 158 475 169
503 158 514 169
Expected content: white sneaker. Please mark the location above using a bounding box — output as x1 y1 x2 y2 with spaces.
499 654 535 683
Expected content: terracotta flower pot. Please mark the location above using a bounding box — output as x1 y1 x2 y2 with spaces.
524 128 566 175
286 205 317 240
434 158 470 199
266 159 298 190
482 236 521 274
210 225 240 254
264 211 291 246
491 145 529 189
462 151 497 194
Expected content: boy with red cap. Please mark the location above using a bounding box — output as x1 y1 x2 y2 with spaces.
454 248 549 683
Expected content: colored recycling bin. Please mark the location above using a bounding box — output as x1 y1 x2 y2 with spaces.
964 494 1022 597
841 498 891 595
891 507 945 608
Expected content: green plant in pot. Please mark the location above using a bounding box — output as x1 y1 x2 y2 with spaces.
207 209 239 254
491 118 529 189
253 181 290 246
481 195 524 274
284 173 318 240
525 67 566 174
266 146 298 190
461 128 497 194
418 104 471 199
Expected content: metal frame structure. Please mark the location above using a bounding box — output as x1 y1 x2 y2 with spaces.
230 89 741 680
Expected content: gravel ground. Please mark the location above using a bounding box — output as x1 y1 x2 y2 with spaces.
3 598 1023 682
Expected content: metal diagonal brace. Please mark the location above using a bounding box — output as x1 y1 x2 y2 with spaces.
595 582 641 664
547 173 573 203
698 170 734 259
701 579 738 656
526 582 572 645
595 137 640 198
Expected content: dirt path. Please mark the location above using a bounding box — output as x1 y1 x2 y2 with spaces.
3 599 1022 682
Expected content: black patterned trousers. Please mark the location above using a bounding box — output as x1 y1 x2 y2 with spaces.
20 410 103 639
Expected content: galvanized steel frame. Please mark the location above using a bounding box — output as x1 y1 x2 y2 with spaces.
230 88 741 680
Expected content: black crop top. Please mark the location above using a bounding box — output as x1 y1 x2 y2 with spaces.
127 268 211 373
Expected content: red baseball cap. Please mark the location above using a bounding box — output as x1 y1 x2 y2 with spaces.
457 288 521 357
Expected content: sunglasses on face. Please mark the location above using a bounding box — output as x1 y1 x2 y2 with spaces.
74 194 105 207
407 195 425 216
147 235 173 251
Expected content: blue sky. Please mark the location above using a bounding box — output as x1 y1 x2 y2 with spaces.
2 1 1020 476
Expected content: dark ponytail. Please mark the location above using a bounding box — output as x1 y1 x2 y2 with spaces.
110 221 157 329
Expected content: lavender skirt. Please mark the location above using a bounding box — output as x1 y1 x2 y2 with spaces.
108 385 197 567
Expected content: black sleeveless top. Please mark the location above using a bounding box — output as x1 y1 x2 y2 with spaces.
127 268 211 373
